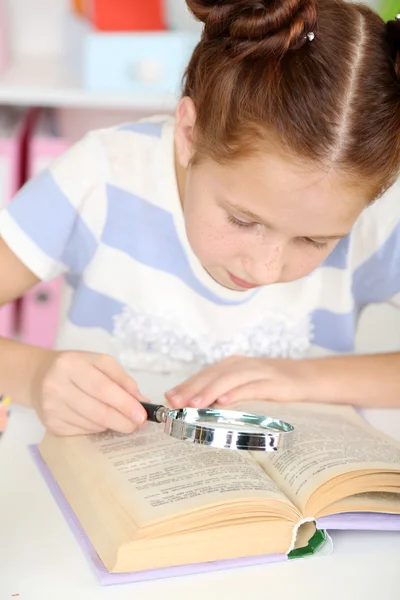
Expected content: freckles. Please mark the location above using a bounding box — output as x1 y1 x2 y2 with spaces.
201 220 230 246
191 221 224 257
265 246 281 266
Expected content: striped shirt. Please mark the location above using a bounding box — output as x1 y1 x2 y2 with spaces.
0 115 399 375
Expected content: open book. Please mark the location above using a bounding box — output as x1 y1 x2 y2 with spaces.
38 400 400 574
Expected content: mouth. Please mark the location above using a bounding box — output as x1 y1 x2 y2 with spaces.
227 271 261 289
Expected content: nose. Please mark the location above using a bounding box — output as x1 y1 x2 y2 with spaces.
243 244 284 285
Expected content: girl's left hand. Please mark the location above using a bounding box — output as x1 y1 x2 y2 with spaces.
165 356 316 409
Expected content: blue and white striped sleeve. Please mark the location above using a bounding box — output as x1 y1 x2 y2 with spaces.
351 179 400 311
0 132 107 282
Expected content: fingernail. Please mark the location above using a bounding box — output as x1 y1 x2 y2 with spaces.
191 396 202 406
132 407 146 425
218 395 229 404
170 394 184 407
166 388 176 397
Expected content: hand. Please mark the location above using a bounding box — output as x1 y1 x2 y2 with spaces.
165 356 315 408
30 350 148 436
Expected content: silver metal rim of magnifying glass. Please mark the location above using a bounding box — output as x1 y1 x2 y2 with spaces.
155 406 294 452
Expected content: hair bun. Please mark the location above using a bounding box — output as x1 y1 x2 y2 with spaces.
186 0 317 57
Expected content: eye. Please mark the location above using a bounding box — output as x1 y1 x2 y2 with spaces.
227 214 256 229
302 237 328 250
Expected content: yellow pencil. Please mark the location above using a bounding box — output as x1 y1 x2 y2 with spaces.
1 396 11 408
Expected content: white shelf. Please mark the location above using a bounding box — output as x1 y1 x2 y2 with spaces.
0 55 179 110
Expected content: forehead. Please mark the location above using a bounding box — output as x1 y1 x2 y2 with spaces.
195 152 368 236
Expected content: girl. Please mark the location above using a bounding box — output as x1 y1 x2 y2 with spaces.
0 0 399 436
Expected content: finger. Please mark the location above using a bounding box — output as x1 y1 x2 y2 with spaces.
165 367 216 407
92 354 149 423
72 359 147 425
185 369 267 408
61 405 106 434
166 360 240 407
65 383 139 434
92 354 147 400
46 420 99 436
41 405 105 436
217 380 282 405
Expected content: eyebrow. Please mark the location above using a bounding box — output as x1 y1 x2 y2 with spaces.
225 201 348 240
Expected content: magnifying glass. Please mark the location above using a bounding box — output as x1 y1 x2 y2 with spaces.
140 402 294 452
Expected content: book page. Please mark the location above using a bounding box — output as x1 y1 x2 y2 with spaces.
231 400 400 515
73 422 297 527
321 491 400 516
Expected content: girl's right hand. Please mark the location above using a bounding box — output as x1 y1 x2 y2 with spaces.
30 350 148 436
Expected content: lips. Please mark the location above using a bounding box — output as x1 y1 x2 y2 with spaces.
227 271 260 289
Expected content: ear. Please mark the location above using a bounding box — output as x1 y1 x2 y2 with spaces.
175 97 197 169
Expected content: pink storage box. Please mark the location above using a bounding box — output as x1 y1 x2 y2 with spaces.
0 107 30 338
19 110 70 349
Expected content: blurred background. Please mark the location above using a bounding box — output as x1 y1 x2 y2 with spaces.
1 0 204 139
0 0 398 354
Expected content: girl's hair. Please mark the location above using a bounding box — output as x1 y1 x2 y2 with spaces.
183 0 400 199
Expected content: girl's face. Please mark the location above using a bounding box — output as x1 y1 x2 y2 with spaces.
175 99 368 291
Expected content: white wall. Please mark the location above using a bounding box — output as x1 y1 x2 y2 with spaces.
5 0 201 57
6 0 69 57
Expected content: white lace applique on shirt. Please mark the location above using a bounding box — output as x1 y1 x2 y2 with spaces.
113 305 313 374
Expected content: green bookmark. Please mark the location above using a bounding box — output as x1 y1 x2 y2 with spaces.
288 528 327 559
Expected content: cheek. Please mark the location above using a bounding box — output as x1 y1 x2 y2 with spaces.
283 245 336 281
184 204 237 265
186 216 233 264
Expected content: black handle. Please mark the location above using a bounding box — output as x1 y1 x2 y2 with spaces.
140 401 166 423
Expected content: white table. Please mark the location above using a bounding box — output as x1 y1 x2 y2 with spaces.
1 373 400 600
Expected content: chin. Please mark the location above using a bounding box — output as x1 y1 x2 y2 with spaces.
221 280 244 291
204 266 230 288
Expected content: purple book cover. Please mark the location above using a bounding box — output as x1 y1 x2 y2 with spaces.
30 445 400 586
